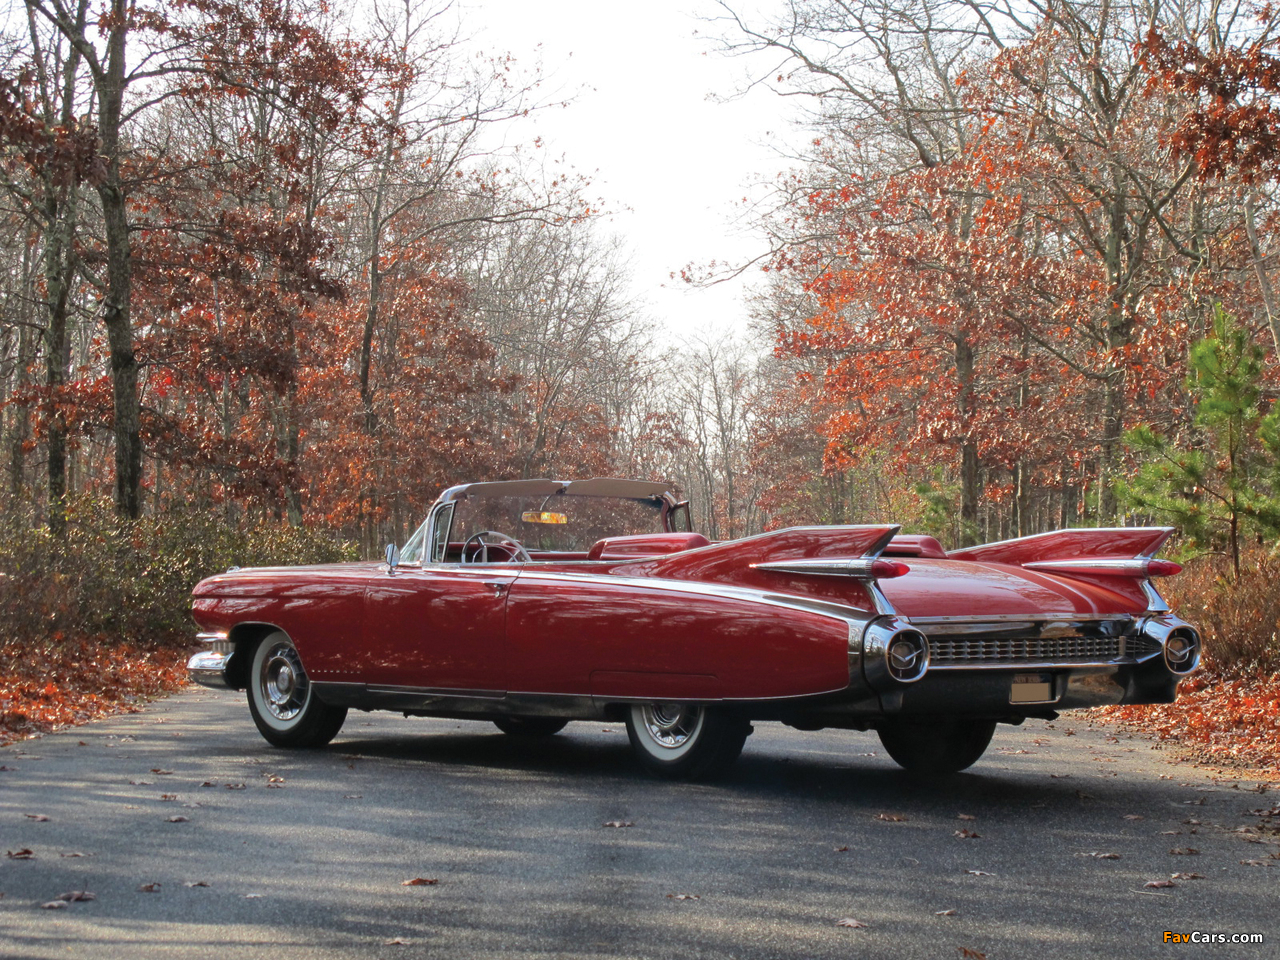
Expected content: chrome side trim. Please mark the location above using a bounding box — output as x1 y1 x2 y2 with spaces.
195 631 229 643
509 570 878 625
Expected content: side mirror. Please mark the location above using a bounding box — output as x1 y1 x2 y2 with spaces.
385 543 400 575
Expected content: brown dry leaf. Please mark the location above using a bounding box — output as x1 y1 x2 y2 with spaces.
954 829 981 839
835 918 867 928
1183 797 1206 806
1171 873 1204 880
1082 852 1121 859
56 890 95 902
602 821 634 828
343 795 363 800
159 794 177 802
1241 859 1276 866
138 883 161 893
1159 830 1182 836
266 775 285 784
58 852 89 858
200 781 217 788
957 814 976 821
225 783 245 791
965 869 995 877
1144 879 1177 889
959 949 988 960
1075 790 1096 800
667 893 701 900
25 814 49 822
1170 848 1200 855
833 845 850 852
384 938 411 946
1050 773 1071 779
130 780 152 786
40 900 67 910
876 813 907 822
401 878 439 886
166 816 189 823
7 849 35 860
150 769 173 776
936 908 958 916
184 881 209 888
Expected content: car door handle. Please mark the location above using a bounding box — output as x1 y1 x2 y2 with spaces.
481 581 509 598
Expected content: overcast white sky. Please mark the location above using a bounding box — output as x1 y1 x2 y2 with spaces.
461 0 793 341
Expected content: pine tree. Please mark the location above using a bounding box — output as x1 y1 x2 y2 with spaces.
1121 306 1280 577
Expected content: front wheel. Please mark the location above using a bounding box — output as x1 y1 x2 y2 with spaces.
624 703 751 780
876 717 996 777
247 632 347 748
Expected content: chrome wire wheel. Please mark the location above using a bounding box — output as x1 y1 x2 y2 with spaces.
246 631 347 748
260 641 308 722
624 702 750 780
639 703 705 755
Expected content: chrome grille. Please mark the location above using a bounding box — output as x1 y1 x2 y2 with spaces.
929 635 1123 666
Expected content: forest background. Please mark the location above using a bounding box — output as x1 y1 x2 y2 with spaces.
0 0 1277 768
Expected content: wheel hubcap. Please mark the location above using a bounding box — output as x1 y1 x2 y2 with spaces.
641 703 702 750
261 644 307 721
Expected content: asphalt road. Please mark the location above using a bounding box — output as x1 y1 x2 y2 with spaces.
1 688 1276 960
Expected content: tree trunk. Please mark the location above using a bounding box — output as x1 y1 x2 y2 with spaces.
96 0 141 518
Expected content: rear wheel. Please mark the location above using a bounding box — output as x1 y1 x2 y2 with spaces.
625 703 750 780
877 717 996 777
247 632 347 748
493 717 568 737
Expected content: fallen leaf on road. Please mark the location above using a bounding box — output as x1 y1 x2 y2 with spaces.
401 878 438 886
244 894 263 899
224 783 245 790
834 845 849 852
936 908 957 916
876 813 907 822
954 829 981 839
40 900 67 910
7 849 34 860
965 870 995 877
1171 873 1204 880
1050 773 1071 779
200 781 217 788
138 883 161 893
957 814 976 821
55 891 95 902
159 794 177 801
1240 859 1276 866
24 814 49 822
835 918 867 928
1183 797 1206 805
384 938 411 945
184 881 209 888
1144 880 1177 888
1080 852 1121 859
166 816 188 823
602 821 634 828
343 795 362 800
150 769 173 776
129 780 152 786
1169 848 1200 856
959 949 988 960
667 893 700 900
1123 814 1145 821
58 852 89 858
1075 790 1096 800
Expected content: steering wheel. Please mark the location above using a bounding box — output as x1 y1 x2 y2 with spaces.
461 530 532 564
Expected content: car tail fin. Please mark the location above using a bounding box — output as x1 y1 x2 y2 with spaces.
948 527 1179 576
619 524 905 583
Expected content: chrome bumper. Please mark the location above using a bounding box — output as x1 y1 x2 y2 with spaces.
188 633 236 690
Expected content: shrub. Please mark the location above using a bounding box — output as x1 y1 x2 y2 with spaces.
1163 551 1280 675
0 499 357 649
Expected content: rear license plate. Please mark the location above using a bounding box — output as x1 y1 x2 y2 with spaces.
1010 673 1054 703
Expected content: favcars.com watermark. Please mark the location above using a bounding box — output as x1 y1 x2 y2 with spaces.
1164 932 1265 945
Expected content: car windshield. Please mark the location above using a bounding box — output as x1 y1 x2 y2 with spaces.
451 495 664 554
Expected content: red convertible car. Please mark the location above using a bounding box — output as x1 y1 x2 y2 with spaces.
189 478 1201 779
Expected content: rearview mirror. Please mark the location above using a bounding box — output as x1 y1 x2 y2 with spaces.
521 511 568 524
385 543 400 574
